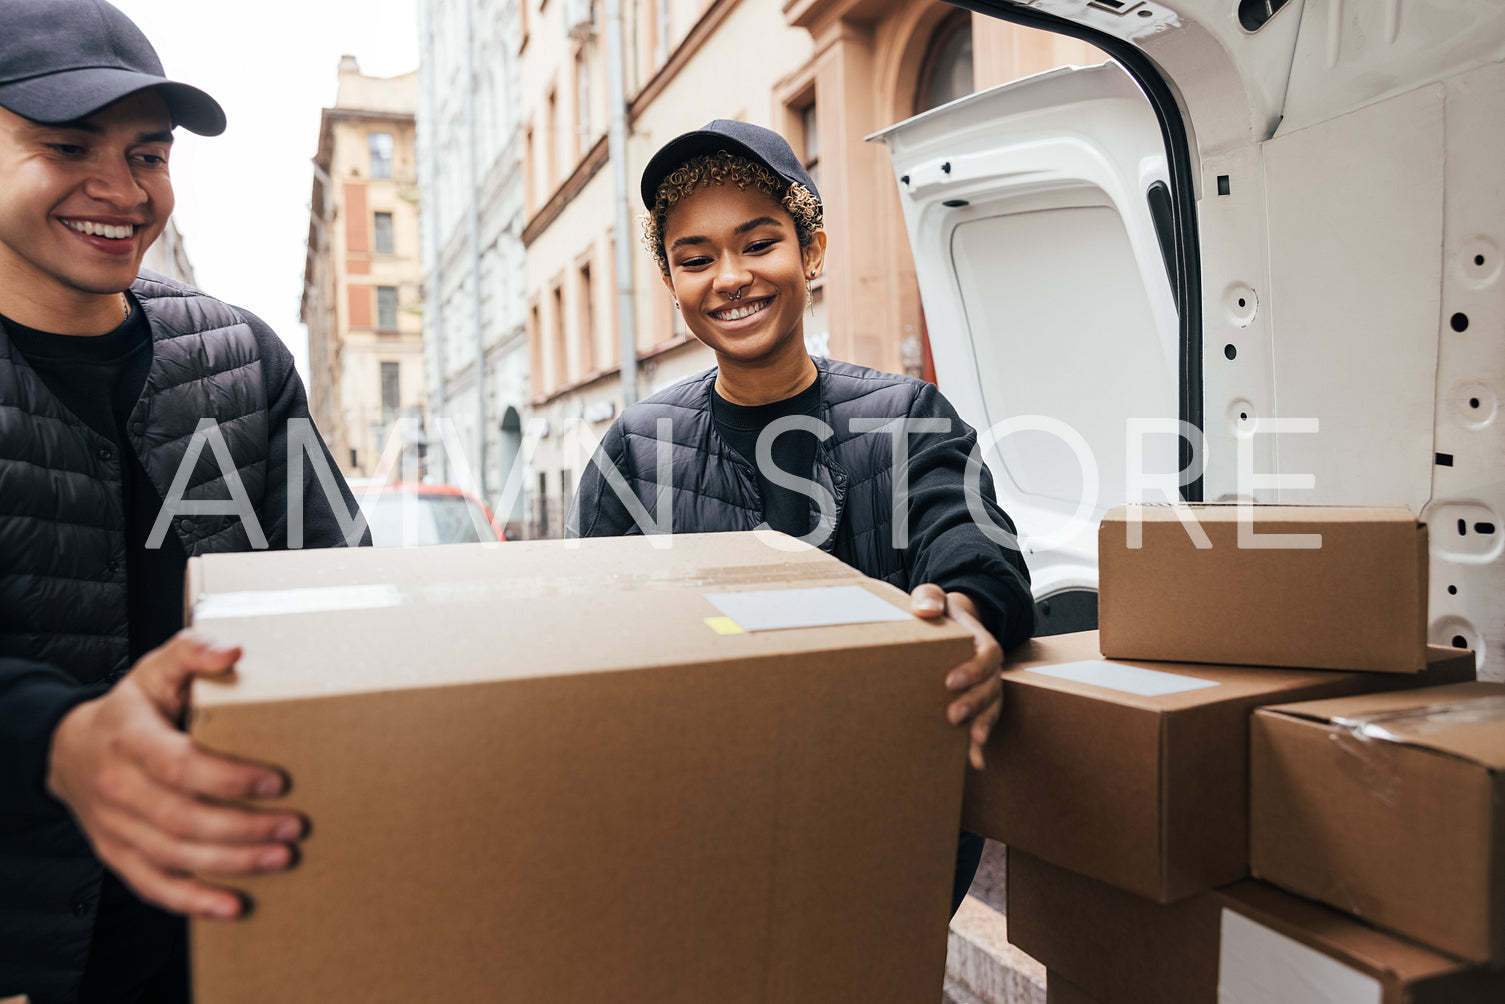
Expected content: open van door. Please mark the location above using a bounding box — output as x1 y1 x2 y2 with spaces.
873 2 1504 681
871 61 1182 636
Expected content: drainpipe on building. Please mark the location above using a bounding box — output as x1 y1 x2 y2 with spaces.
419 0 448 483
605 0 638 407
462 0 489 492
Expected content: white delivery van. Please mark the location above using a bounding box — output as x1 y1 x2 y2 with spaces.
871 0 1503 682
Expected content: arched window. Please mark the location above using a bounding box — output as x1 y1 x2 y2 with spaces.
915 11 974 115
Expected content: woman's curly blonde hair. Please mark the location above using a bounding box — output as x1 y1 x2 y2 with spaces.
642 150 823 276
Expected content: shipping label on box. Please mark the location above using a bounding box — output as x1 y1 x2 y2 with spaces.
1099 504 1428 672
1250 682 1505 964
963 632 1476 902
185 533 975 1004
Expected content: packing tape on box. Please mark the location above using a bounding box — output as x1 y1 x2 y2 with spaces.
191 564 866 622
1330 695 1505 742
1324 695 1505 807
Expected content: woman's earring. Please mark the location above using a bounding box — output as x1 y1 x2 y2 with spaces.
674 301 680 310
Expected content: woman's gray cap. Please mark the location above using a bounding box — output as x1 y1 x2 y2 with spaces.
0 0 226 135
640 119 820 210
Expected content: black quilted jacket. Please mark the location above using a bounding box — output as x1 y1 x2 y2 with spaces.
569 357 1035 647
0 271 359 1003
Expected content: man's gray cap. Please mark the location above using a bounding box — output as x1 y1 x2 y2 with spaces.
0 0 225 135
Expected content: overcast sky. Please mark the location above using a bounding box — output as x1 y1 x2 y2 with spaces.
109 0 421 379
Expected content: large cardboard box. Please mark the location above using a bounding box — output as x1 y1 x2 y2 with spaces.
1009 854 1504 1004
1218 881 1505 1004
1250 682 1505 964
185 533 975 1003
1099 505 1428 672
961 632 1475 902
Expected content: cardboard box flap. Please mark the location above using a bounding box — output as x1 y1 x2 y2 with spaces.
1005 638 1471 715
1107 503 1421 525
188 534 972 708
186 531 864 598
1260 682 1505 769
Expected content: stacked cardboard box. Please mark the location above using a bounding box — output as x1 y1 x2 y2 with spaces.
185 533 976 1003
971 505 1503 1002
1251 682 1505 964
1010 852 1505 1004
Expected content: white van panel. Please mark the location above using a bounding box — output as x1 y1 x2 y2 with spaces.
871 63 1177 602
949 203 1176 506
1259 84 1444 512
1277 0 1505 137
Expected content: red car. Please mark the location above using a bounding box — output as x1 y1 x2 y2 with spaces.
350 481 505 547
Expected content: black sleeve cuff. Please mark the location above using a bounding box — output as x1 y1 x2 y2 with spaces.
1 661 105 817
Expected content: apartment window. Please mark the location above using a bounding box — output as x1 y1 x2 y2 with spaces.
575 48 592 159
524 125 536 213
537 471 550 537
373 211 394 254
577 260 596 374
799 103 820 195
377 285 399 330
544 88 558 189
368 132 394 179
527 299 543 397
380 361 400 425
551 282 567 387
915 11 974 115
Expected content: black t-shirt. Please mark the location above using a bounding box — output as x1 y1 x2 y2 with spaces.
711 378 822 538
2 298 189 1004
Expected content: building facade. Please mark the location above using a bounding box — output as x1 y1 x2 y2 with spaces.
301 58 427 479
417 0 533 537
142 218 197 287
509 0 1100 538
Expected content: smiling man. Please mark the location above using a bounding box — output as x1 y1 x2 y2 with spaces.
0 2 362 1002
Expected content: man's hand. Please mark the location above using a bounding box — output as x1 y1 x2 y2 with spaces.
911 585 1003 770
46 630 303 919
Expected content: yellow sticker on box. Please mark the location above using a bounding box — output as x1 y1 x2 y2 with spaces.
704 616 745 635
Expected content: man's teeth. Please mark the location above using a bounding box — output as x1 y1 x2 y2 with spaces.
714 300 768 321
65 220 134 239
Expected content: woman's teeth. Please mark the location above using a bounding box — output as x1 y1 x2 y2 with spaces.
66 220 134 239
714 300 768 321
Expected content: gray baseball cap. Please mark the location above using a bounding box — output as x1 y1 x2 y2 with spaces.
0 0 226 135
641 119 820 211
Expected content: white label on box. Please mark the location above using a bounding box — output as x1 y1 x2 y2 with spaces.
193 584 406 621
1217 908 1382 1004
1028 660 1221 697
704 586 911 632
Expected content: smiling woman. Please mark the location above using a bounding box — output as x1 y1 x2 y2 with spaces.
655 172 826 404
569 117 1039 923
